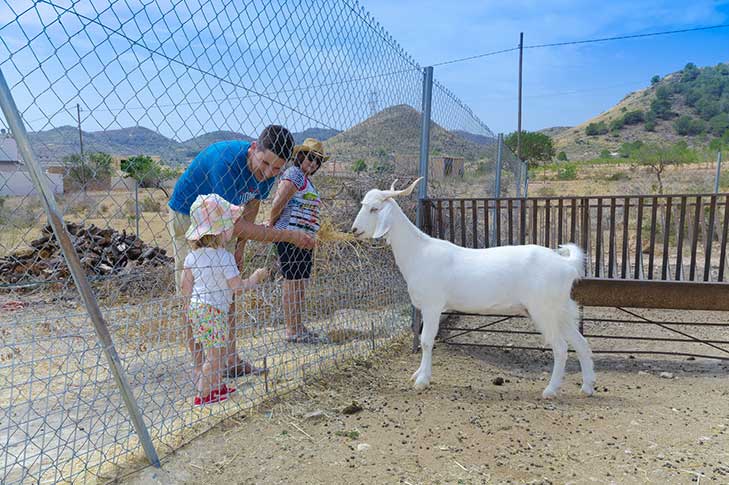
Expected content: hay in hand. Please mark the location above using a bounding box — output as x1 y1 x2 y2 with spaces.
317 217 355 242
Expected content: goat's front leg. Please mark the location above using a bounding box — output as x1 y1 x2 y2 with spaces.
411 308 440 391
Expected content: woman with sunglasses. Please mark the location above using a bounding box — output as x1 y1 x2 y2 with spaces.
268 138 328 343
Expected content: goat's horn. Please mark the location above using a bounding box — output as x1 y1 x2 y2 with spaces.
397 177 423 197
390 179 399 191
383 177 422 199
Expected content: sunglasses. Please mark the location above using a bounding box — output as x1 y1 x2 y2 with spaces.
305 153 324 166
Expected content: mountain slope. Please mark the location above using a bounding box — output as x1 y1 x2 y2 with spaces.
553 62 729 161
326 104 494 171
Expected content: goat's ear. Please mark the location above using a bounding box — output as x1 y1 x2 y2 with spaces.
372 202 393 239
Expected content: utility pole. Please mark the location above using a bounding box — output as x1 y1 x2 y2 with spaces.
77 103 84 157
517 32 524 163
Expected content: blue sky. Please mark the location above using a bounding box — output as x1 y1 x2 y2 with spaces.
1 0 727 143
363 0 729 134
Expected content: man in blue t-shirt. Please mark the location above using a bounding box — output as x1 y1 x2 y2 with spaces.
168 124 315 377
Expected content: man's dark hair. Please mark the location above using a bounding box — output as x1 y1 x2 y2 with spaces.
257 125 294 161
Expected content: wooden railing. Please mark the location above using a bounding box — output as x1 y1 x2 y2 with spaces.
422 194 729 284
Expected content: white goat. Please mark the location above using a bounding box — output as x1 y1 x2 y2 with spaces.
351 178 595 398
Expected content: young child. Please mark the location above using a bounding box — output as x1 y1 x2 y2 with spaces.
182 193 267 406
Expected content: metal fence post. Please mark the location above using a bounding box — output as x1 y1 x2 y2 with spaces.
524 162 529 198
416 66 433 228
0 68 161 468
715 151 723 194
135 179 140 238
494 133 503 197
412 66 434 352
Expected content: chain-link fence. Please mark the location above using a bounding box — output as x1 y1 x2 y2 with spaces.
0 1 524 482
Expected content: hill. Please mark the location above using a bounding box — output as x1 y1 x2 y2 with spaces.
553 62 729 161
293 128 341 144
26 126 341 166
325 104 494 172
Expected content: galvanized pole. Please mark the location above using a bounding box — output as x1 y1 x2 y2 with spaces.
77 103 84 157
495 133 503 197
412 66 434 352
135 180 140 238
416 66 433 229
517 32 524 163
492 134 504 246
0 68 161 468
524 164 529 198
715 151 723 194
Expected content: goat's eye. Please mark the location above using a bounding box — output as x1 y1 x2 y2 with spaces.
369 207 379 213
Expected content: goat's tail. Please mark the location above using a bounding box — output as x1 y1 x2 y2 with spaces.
558 243 585 279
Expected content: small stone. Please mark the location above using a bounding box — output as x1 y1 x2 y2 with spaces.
303 410 326 421
659 372 674 379
492 377 505 386
357 443 371 452
638 371 650 376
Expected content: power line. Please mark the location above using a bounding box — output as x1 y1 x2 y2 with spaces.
525 23 729 49
431 47 519 67
432 23 729 67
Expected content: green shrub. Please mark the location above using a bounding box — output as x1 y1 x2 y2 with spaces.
556 151 568 161
674 115 705 136
140 196 161 212
585 121 608 136
556 163 577 180
610 116 625 132
623 110 645 125
352 159 367 173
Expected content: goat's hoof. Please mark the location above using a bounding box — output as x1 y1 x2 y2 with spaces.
414 376 430 391
410 369 421 382
580 384 595 396
541 388 558 399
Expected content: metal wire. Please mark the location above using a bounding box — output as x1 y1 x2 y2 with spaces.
0 0 522 482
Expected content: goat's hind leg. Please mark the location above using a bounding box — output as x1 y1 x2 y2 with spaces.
564 323 595 396
530 309 569 399
411 308 440 391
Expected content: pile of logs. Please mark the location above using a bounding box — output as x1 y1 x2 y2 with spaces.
0 221 173 286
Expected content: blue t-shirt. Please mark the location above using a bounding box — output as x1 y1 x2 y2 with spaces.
168 140 275 215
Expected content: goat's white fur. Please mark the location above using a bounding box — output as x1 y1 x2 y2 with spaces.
351 178 595 398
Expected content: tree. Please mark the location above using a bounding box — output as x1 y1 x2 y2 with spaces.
556 151 568 161
352 159 367 173
674 115 705 136
120 155 174 195
651 75 660 85
504 131 555 167
633 142 698 194
63 152 113 192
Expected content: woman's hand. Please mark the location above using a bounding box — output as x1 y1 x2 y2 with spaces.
250 268 269 285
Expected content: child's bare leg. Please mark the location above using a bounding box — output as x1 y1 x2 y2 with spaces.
186 322 204 381
225 296 237 369
199 347 225 397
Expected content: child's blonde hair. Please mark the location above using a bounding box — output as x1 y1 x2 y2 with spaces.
191 233 226 249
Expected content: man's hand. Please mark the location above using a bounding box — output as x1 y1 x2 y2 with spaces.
286 230 316 249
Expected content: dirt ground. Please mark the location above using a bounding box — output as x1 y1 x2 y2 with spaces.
120 331 729 485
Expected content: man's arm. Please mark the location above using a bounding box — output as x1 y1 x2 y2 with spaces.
233 199 260 269
233 199 315 258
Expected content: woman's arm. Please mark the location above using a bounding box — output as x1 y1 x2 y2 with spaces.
267 180 298 227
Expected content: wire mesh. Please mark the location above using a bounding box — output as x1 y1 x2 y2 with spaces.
0 0 510 482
